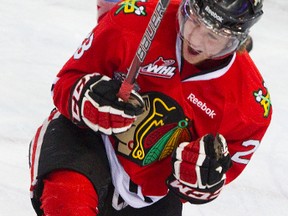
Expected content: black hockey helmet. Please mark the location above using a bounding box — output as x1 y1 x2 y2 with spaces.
186 0 264 38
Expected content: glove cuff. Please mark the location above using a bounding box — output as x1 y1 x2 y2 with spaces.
167 175 225 204
69 73 102 125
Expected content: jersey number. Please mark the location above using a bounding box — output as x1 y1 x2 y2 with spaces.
231 140 260 164
74 33 94 59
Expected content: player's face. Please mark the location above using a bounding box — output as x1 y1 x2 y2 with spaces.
179 0 242 64
182 14 230 64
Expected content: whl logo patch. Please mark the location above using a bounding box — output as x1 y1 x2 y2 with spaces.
139 57 176 78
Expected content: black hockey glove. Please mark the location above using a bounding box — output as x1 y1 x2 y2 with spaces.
70 73 144 135
167 134 232 204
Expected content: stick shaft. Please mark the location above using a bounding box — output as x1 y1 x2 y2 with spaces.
118 0 171 101
126 0 170 84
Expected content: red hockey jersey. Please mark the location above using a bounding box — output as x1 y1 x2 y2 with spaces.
52 0 272 207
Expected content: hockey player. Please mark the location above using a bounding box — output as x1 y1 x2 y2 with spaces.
29 0 272 215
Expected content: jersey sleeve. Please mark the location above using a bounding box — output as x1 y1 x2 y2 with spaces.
223 107 272 184
51 12 134 120
222 52 272 184
51 0 177 120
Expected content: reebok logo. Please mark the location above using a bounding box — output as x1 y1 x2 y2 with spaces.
205 6 223 23
187 93 216 119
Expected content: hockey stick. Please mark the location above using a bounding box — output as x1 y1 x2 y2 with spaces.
214 133 227 160
117 0 171 103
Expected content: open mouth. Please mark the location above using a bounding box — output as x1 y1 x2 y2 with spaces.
188 46 202 56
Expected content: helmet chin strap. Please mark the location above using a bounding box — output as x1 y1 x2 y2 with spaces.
210 34 247 59
210 52 235 60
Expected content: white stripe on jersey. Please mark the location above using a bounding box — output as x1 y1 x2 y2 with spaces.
29 110 60 198
101 134 165 208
